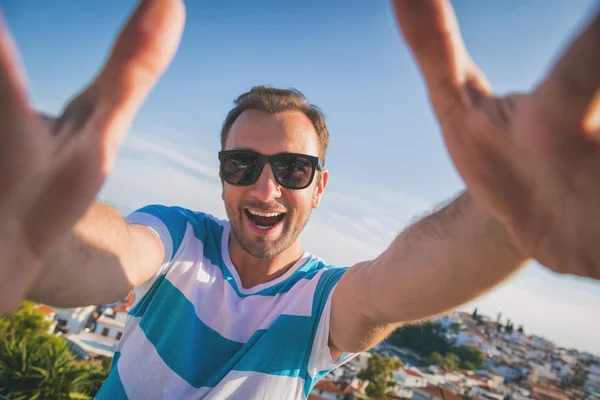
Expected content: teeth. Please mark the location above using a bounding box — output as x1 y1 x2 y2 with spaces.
248 210 283 218
256 225 270 230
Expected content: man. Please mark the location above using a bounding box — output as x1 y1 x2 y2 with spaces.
0 0 598 398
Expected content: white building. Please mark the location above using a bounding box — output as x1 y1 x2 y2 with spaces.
309 380 356 400
66 331 119 359
455 331 499 357
490 363 521 382
585 364 600 396
54 306 96 334
469 385 504 400
394 368 429 388
528 362 559 383
353 351 372 371
33 304 57 334
92 291 134 341
528 335 555 351
94 308 125 341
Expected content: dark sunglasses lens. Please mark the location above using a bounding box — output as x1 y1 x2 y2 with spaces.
272 155 314 188
222 153 260 185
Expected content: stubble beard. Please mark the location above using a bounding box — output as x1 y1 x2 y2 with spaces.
228 206 311 259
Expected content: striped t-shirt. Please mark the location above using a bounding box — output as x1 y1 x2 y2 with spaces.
95 205 355 399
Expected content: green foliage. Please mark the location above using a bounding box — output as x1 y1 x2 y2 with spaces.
0 301 52 340
450 323 462 333
388 322 451 357
421 346 484 371
461 361 476 371
422 352 444 366
0 302 110 399
421 351 460 370
358 352 403 398
445 352 460 369
505 319 514 334
453 345 485 370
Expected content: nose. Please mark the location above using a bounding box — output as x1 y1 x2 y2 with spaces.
249 163 281 202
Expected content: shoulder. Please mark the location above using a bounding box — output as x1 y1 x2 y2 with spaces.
127 205 230 256
128 205 228 233
303 257 348 281
289 256 349 299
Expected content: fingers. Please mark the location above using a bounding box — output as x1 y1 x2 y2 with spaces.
89 0 185 144
0 7 31 119
392 0 491 124
535 10 600 133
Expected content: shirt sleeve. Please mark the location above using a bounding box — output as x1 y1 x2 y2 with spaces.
307 267 359 380
125 204 189 306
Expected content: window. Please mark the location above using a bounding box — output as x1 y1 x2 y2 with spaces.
101 327 110 337
116 332 123 341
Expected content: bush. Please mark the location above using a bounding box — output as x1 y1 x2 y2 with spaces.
0 302 110 399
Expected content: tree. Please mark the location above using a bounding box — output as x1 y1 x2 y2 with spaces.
0 301 51 339
358 353 403 399
453 346 485 371
461 361 476 371
422 352 459 370
517 325 524 334
388 322 451 356
502 318 515 334
444 353 460 370
450 323 462 333
422 352 444 367
0 302 110 399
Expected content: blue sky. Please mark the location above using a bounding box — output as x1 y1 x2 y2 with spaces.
4 0 599 354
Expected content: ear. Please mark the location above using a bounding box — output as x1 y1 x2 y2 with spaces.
219 166 225 201
312 169 329 209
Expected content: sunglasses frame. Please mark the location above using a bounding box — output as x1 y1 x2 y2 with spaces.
218 149 323 190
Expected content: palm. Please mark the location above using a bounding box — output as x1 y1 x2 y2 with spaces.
394 0 600 278
0 0 184 313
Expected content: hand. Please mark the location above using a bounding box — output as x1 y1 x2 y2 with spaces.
0 0 185 314
393 0 600 279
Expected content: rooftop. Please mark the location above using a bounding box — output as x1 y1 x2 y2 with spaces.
66 331 117 359
312 380 355 396
34 304 56 316
403 368 425 378
416 385 464 400
96 315 125 329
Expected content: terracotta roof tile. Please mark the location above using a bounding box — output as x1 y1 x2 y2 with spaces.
34 304 56 316
418 385 464 400
404 368 425 378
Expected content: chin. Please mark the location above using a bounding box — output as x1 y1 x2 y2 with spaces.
241 239 287 259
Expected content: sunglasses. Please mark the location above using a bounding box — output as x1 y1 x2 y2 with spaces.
218 150 323 190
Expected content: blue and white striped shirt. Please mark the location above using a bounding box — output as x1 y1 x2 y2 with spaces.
96 205 355 399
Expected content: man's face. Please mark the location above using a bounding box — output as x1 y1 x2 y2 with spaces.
221 109 328 259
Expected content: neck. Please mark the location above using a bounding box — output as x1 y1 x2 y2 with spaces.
228 234 305 289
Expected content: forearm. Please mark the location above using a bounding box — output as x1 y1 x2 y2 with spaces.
363 191 526 325
26 202 141 308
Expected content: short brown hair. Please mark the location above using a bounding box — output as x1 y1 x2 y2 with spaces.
221 85 329 165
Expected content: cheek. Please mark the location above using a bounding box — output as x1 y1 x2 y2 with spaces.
287 193 314 216
223 187 243 211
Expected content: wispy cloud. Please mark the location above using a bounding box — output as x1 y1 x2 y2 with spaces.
100 130 600 355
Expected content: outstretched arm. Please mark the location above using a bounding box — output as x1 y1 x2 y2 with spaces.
330 0 599 355
26 202 164 308
330 192 524 354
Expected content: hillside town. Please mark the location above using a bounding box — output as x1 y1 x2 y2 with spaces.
30 299 600 400
310 311 600 400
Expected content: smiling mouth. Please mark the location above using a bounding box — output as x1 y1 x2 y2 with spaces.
244 209 286 230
